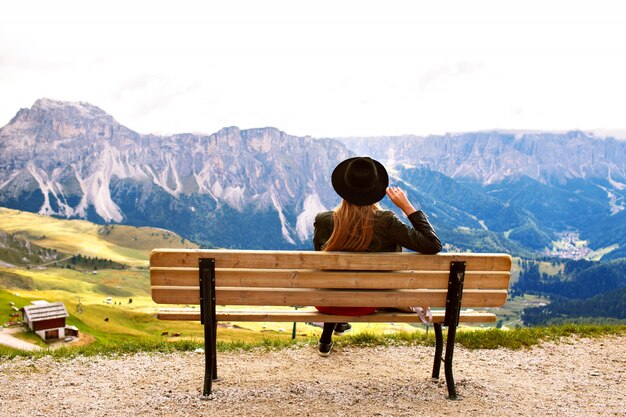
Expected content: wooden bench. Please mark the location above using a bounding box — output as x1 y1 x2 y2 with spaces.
150 249 512 399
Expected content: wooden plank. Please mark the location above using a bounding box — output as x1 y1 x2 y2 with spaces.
156 308 497 323
150 268 510 290
150 249 512 272
151 287 508 308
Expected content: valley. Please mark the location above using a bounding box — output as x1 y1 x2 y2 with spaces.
0 208 533 352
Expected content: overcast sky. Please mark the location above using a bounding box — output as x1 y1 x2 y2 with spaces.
1 0 625 138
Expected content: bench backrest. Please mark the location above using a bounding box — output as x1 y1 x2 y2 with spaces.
150 250 512 309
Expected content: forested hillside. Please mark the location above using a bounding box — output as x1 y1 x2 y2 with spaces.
514 259 626 325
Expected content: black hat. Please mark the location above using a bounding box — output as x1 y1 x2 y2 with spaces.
331 157 389 206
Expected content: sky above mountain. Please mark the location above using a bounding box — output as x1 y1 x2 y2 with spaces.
1 0 625 138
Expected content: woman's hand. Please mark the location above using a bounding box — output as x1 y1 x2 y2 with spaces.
386 186 418 216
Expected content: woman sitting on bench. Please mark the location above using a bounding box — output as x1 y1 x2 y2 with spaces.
313 156 442 356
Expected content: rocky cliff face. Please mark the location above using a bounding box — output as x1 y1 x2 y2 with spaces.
339 131 626 185
0 99 350 247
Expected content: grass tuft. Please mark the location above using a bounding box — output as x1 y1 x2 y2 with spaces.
1 324 623 360
337 323 626 350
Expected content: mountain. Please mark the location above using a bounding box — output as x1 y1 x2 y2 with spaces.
0 99 350 249
337 132 626 185
338 133 626 259
1 98 626 257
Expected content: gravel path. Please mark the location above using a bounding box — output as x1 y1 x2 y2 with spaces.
1 336 624 416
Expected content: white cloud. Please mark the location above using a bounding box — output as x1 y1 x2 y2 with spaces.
1 0 625 137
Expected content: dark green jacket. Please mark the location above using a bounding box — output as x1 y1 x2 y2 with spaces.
313 209 442 254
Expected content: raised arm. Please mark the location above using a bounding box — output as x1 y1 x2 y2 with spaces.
385 186 442 254
386 186 417 216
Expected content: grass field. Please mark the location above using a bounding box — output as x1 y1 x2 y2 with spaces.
0 265 333 348
0 207 198 267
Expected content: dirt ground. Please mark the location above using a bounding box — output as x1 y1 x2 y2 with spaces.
0 335 624 417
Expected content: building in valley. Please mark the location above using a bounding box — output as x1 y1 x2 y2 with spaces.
21 301 79 341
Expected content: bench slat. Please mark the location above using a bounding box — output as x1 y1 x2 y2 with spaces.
156 309 497 323
151 287 508 308
150 268 511 289
150 250 512 271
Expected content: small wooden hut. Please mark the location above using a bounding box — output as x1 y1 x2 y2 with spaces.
21 301 75 341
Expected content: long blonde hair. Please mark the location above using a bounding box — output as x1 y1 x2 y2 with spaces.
323 200 381 251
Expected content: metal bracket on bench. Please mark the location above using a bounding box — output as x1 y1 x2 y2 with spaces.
432 261 466 400
199 257 217 397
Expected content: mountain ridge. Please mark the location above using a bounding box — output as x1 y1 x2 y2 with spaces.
337 131 626 185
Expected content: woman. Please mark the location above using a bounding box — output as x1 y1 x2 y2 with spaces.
313 156 442 356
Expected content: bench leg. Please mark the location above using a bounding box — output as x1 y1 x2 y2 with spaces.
444 323 458 400
432 323 443 379
439 261 465 400
212 321 218 381
203 313 217 396
200 258 218 397
432 323 459 399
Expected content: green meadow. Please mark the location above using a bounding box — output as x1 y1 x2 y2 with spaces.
0 266 315 351
0 207 198 267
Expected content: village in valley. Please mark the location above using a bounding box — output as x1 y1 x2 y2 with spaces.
547 231 593 260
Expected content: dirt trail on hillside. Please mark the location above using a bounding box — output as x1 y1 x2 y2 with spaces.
1 336 624 416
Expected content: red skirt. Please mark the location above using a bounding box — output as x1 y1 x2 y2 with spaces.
315 306 376 316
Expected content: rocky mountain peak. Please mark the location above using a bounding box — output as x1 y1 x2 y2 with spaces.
3 99 122 150
339 130 626 185
11 98 115 126
0 99 350 246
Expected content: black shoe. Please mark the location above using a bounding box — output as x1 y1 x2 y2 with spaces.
333 323 352 336
318 341 333 357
